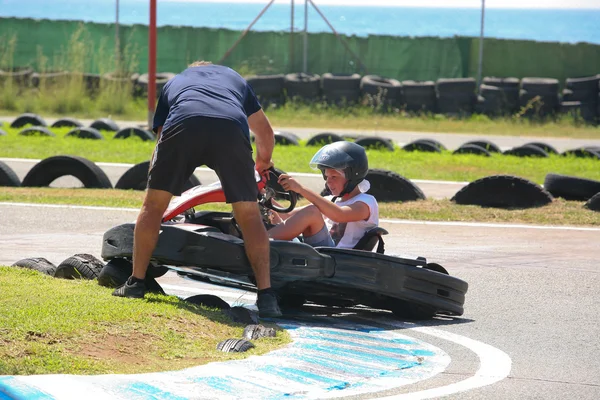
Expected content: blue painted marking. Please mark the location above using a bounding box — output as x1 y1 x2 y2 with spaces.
278 324 416 345
0 377 53 400
300 333 420 356
195 376 237 394
259 366 349 389
298 342 418 368
287 352 392 378
120 382 190 400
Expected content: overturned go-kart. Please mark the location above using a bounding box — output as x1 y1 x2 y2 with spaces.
101 168 468 320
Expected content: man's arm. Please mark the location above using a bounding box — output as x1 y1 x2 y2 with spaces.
248 109 275 173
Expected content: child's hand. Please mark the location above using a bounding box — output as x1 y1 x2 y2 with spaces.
278 174 302 193
268 210 283 224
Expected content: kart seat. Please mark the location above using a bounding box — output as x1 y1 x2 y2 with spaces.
352 227 388 254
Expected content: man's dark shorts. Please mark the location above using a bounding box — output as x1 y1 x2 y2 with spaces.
148 116 258 203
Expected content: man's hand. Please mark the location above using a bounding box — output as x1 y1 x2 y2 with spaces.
255 158 274 174
278 173 303 193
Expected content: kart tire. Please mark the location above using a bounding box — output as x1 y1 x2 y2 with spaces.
115 160 201 191
451 175 553 209
585 192 600 211
503 145 549 158
65 127 104 140
90 118 119 132
561 148 600 160
365 168 426 202
217 338 255 353
278 293 306 309
452 144 491 157
355 136 394 151
22 155 112 189
0 161 21 187
55 253 104 280
424 262 449 275
305 132 344 146
185 294 231 310
114 127 155 141
402 139 441 153
543 173 600 201
97 258 167 293
11 257 57 276
10 113 47 128
274 131 299 146
18 127 55 137
522 141 559 155
461 140 501 153
51 117 83 129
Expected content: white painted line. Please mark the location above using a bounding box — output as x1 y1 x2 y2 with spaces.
0 202 139 212
380 218 600 232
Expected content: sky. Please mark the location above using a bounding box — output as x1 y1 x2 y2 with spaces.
164 0 600 8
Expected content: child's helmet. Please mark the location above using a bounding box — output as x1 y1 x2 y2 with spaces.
309 141 368 196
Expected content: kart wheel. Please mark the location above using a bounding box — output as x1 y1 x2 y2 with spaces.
424 262 449 275
389 298 437 320
278 294 305 310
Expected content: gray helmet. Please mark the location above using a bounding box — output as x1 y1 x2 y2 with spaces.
309 141 368 195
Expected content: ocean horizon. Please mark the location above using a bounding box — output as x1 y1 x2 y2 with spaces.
1 0 599 45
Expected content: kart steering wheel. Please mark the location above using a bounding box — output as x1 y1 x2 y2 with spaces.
261 167 297 214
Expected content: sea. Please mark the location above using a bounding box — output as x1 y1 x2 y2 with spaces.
0 0 599 45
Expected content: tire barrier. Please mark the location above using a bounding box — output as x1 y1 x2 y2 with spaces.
54 253 105 280
322 73 362 105
543 173 600 201
360 75 402 109
402 139 442 153
435 78 477 115
365 169 426 202
355 136 394 151
451 175 554 209
115 160 201 191
503 145 549 158
184 294 231 310
284 72 321 101
18 126 55 137
561 147 600 160
452 144 492 157
0 67 33 86
30 71 71 88
51 117 83 129
401 80 436 113
585 192 600 211
523 142 559 155
134 72 176 97
519 77 561 118
305 132 344 146
114 127 155 141
246 74 286 109
462 140 502 153
11 257 57 276
90 118 119 132
65 127 104 140
21 155 113 189
10 113 47 128
0 161 21 186
273 130 299 146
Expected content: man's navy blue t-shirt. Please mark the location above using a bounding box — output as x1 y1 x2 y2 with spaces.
152 65 261 139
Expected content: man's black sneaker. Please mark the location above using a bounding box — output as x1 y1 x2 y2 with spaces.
256 292 282 318
112 276 147 299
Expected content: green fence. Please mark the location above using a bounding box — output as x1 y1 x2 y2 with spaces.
1 17 599 83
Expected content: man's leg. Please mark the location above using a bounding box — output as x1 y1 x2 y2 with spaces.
113 188 173 298
231 201 281 318
267 205 324 241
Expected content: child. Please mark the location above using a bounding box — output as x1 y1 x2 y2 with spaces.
268 141 379 249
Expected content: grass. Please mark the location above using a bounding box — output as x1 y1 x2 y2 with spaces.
1 125 599 184
1 187 598 226
0 266 289 375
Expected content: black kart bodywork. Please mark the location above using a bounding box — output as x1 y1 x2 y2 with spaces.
101 170 468 319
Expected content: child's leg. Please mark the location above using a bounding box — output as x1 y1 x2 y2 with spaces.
268 205 324 241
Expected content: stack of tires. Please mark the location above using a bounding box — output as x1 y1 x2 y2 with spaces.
360 75 402 110
321 73 362 106
480 77 520 115
519 77 560 118
401 80 436 113
133 72 176 97
561 74 600 124
246 74 286 109
435 78 477 116
284 73 321 102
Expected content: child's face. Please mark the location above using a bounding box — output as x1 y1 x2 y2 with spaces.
324 169 348 196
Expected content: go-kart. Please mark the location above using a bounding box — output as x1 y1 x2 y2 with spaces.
101 168 468 319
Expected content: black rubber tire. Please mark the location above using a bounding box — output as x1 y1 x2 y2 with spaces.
278 293 306 310
97 258 169 290
217 338 255 353
522 142 559 155
365 168 426 202
0 160 21 186
360 75 402 107
22 155 112 189
402 139 441 153
135 72 176 96
65 127 104 140
482 76 520 90
114 127 155 141
565 75 600 93
18 127 55 137
51 118 83 129
451 175 553 209
585 192 600 211
90 118 119 132
322 73 362 105
355 136 394 151
284 72 321 100
115 160 201 191
185 294 231 310
400 80 436 113
503 145 549 158
243 324 276 340
305 132 345 146
424 262 449 275
452 144 491 157
11 257 57 276
543 173 600 201
246 74 285 108
10 113 47 128
54 253 104 280
461 140 501 153
274 131 299 146
561 148 600 160
435 77 477 94
389 297 436 320
520 77 560 95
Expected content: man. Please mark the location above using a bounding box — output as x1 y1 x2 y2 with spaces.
112 61 282 318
